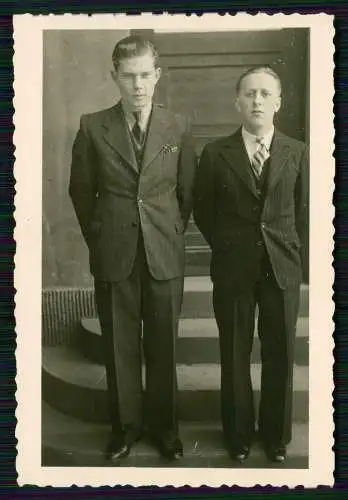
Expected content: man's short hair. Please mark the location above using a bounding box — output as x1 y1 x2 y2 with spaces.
236 66 282 95
112 35 159 70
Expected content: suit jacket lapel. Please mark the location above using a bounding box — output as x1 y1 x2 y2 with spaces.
220 129 260 199
142 106 171 172
266 130 291 194
102 102 138 174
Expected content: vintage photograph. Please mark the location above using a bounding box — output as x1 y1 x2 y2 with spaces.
14 13 334 487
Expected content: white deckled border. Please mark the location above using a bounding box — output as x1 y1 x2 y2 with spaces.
14 12 335 487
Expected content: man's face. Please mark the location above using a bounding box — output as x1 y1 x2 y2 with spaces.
235 71 281 134
112 52 161 112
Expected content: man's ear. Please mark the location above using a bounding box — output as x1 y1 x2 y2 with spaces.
235 97 241 113
275 96 282 113
155 66 162 82
111 70 118 84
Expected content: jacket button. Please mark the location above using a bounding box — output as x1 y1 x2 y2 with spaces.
261 222 266 229
138 198 143 204
257 240 263 246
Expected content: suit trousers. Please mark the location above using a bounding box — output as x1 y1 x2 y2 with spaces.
212 251 300 448
94 232 184 442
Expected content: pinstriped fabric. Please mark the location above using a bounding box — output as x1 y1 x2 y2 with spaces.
69 102 197 282
193 127 308 449
193 128 309 290
42 287 97 346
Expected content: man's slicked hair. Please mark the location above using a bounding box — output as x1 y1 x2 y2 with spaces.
236 66 282 95
112 35 159 70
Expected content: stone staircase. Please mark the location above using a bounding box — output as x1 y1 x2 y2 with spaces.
42 277 309 468
184 220 211 276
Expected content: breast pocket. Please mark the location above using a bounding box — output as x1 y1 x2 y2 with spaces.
162 144 179 166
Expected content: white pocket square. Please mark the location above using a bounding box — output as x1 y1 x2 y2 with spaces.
164 144 178 153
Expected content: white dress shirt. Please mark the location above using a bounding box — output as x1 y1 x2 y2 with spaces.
241 126 274 164
122 101 153 134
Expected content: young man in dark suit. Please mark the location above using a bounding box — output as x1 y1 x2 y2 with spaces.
69 35 196 462
193 67 308 463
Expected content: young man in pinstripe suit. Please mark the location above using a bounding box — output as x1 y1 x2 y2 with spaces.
194 67 309 463
69 35 196 462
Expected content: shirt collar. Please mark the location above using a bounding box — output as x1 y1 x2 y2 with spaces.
121 100 153 131
242 125 275 151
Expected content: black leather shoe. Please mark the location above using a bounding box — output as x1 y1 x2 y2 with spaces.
153 433 184 460
105 435 130 461
228 444 250 462
264 445 287 463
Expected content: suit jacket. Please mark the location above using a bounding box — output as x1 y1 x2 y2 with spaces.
193 128 309 290
69 101 197 282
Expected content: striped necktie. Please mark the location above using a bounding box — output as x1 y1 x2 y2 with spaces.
251 137 269 178
132 112 144 145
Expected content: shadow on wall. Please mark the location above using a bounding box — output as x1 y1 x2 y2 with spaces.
42 29 129 287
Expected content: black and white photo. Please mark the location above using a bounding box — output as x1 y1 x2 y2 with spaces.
14 13 334 487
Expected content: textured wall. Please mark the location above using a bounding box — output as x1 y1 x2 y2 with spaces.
42 30 129 287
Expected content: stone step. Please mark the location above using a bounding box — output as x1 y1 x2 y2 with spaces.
187 219 203 234
185 232 209 247
42 401 308 468
181 278 309 318
184 263 211 277
184 249 211 276
42 346 308 424
78 317 309 366
187 219 209 234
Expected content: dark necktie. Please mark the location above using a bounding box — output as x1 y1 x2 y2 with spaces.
132 112 144 145
251 137 269 178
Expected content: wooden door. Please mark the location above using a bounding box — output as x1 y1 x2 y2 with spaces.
133 29 309 279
